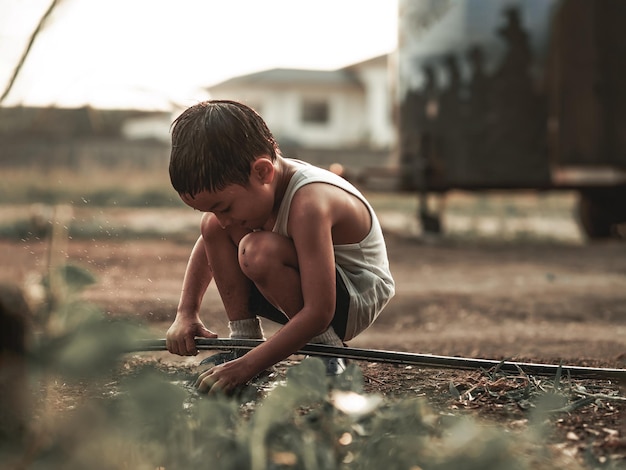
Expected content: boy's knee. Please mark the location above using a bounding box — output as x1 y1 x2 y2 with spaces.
238 232 277 280
200 212 233 246
200 213 224 240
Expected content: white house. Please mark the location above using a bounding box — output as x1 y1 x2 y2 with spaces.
206 54 394 150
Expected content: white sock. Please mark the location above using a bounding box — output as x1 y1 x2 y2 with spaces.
311 326 344 347
228 317 265 340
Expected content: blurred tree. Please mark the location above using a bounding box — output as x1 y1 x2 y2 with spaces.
0 0 60 104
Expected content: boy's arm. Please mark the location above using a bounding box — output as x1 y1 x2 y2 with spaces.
166 235 217 356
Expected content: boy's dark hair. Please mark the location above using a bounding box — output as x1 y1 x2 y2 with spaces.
169 100 279 196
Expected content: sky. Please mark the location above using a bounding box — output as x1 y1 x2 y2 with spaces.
0 0 398 110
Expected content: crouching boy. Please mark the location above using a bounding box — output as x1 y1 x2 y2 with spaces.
165 100 395 393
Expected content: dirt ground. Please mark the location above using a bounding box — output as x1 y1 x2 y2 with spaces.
5 228 624 366
1 204 626 466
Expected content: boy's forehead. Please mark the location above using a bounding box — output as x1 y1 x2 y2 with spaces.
181 189 220 204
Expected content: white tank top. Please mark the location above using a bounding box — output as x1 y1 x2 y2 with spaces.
272 160 395 340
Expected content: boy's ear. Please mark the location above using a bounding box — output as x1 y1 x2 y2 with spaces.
251 157 274 183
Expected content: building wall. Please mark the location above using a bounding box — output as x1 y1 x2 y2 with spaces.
354 64 394 148
208 56 395 151
209 84 370 148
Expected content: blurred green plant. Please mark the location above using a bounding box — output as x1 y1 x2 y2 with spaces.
15 350 591 470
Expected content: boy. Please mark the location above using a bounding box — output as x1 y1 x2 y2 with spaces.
166 100 395 394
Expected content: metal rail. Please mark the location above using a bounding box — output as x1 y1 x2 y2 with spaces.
131 338 626 380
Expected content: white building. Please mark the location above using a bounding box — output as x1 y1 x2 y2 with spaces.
206 54 394 151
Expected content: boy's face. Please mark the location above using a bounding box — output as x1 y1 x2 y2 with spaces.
179 159 275 230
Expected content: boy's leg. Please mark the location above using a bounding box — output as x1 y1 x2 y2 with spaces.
237 231 302 318
202 219 348 372
201 214 259 325
200 215 263 366
238 231 348 373
247 278 348 346
311 273 349 374
239 230 349 337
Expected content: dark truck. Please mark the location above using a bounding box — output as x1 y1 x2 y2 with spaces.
395 0 626 238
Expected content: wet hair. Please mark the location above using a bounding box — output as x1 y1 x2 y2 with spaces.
169 100 279 196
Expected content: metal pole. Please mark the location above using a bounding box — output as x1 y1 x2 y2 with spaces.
131 338 626 380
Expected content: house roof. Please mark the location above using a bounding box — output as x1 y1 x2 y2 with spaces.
209 67 361 89
344 54 388 70
207 54 390 91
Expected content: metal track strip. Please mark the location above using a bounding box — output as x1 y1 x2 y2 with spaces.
130 338 626 380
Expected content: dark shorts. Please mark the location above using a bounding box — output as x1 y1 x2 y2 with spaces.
248 268 350 340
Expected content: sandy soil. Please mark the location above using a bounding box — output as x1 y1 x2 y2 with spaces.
1 206 625 466
3 229 624 367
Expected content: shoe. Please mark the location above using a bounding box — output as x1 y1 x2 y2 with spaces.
321 356 347 376
199 349 246 367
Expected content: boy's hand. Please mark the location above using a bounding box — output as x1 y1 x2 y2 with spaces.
194 358 255 395
166 317 217 356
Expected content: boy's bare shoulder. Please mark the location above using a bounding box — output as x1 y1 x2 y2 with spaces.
290 182 350 213
288 182 370 243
